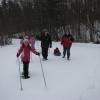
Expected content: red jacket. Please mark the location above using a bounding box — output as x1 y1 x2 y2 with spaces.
17 45 37 62
61 37 72 48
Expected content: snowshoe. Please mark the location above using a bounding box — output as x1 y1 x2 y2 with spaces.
21 75 30 79
62 56 65 58
42 58 48 61
24 76 30 79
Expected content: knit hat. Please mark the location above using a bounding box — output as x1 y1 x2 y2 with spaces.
23 39 29 44
24 36 29 39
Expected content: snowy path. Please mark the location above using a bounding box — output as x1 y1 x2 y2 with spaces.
0 39 100 100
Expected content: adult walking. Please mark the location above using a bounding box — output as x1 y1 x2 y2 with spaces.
40 31 52 60
61 33 74 60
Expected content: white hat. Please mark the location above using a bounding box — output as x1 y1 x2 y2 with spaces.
23 39 29 43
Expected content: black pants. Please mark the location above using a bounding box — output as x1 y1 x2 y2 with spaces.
42 47 48 59
23 61 29 77
63 47 70 59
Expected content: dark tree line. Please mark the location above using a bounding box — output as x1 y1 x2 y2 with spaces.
0 0 100 43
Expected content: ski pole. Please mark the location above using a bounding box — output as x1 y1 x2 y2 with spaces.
18 58 23 91
37 40 47 89
39 55 47 89
30 52 32 62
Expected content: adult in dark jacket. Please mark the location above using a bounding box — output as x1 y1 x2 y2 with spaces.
61 33 74 60
40 32 52 60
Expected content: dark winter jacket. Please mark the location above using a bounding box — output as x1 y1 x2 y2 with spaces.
54 48 61 56
40 33 52 48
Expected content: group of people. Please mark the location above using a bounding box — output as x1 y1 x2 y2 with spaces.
16 31 74 79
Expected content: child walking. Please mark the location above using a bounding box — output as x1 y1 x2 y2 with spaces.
16 39 40 79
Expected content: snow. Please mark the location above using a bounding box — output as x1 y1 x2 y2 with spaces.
0 39 100 100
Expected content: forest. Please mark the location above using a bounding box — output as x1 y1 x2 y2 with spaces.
0 0 100 45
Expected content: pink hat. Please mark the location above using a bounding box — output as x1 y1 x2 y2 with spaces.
24 36 29 39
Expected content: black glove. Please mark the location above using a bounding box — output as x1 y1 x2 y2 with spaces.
36 52 40 56
50 45 52 48
16 53 19 57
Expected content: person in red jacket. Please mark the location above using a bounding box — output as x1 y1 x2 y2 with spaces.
61 33 73 60
16 39 40 79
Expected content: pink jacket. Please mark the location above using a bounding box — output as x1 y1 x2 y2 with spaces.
17 45 37 62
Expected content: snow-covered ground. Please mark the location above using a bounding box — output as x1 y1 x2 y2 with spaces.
0 39 100 100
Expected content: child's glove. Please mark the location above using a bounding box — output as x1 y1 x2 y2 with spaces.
16 53 19 57
36 52 40 56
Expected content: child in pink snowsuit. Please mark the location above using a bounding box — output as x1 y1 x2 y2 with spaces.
17 39 40 79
